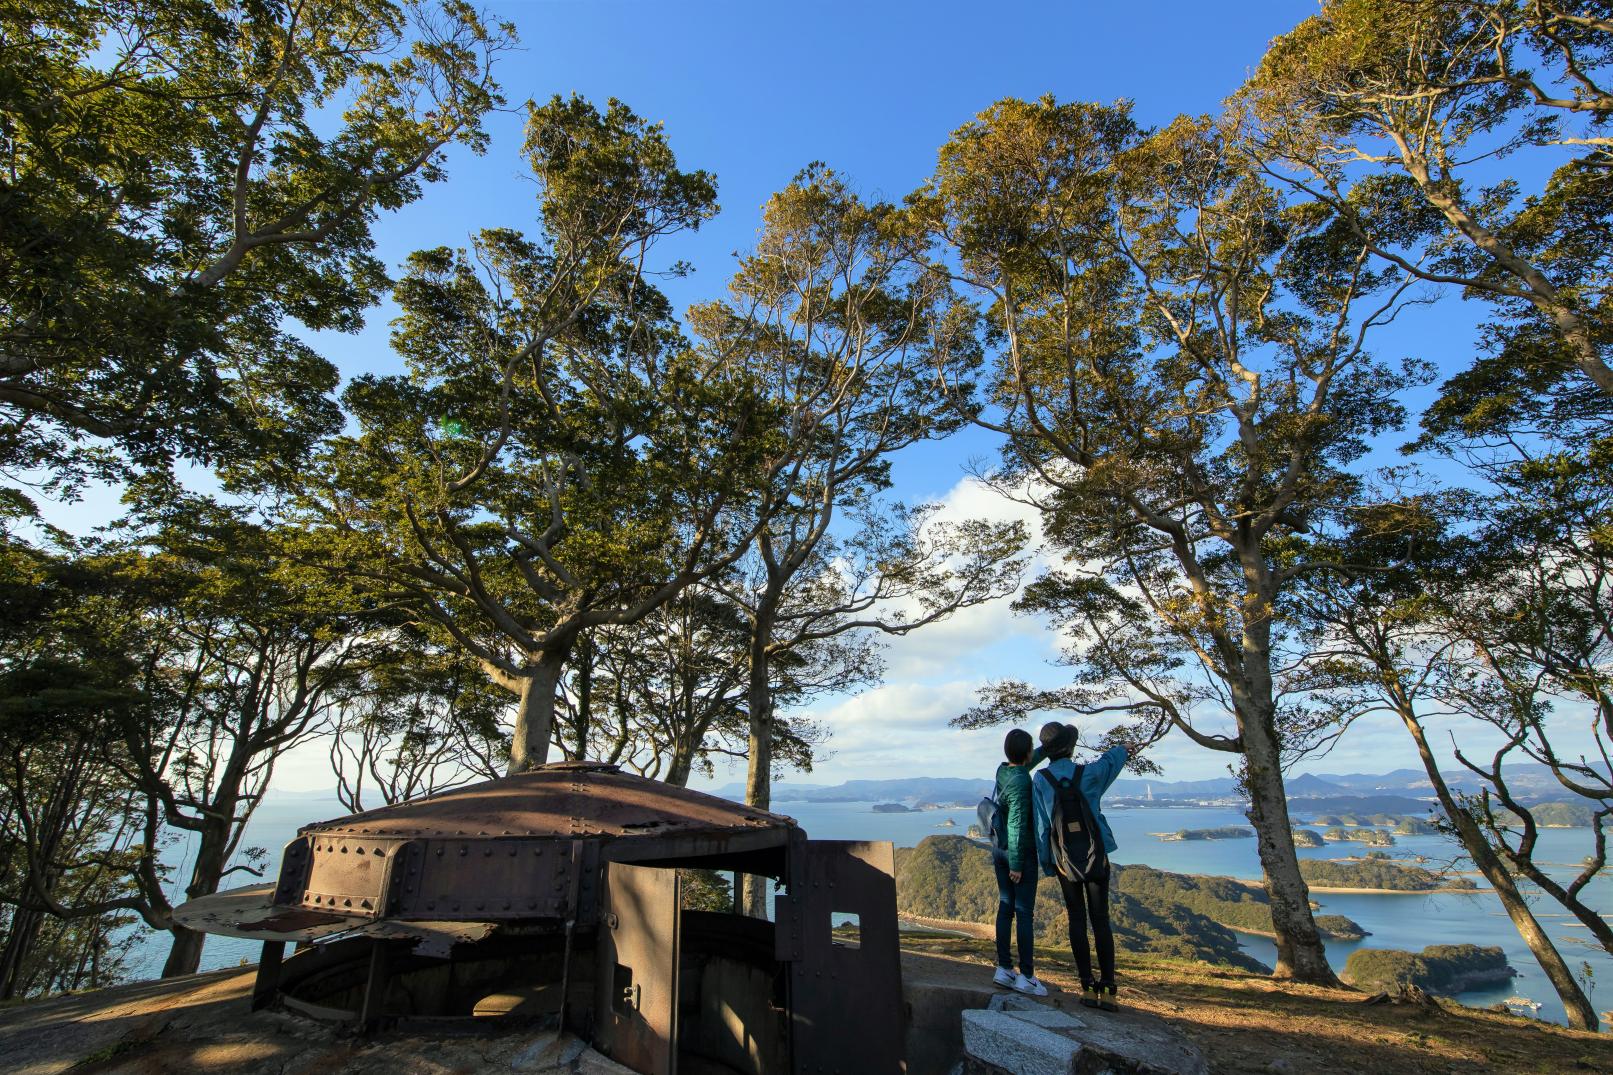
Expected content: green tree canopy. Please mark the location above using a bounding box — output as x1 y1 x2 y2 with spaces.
917 96 1423 984
302 95 774 771
0 0 509 489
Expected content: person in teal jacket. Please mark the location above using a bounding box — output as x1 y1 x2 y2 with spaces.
1032 721 1127 1010
991 728 1047 996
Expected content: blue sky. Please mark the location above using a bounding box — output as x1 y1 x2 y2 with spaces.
58 1 1561 790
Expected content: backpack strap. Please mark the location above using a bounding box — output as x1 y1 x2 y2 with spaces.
1041 764 1081 790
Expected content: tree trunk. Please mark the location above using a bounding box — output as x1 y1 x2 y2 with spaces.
508 644 572 774
572 635 593 761
741 607 777 918
666 736 696 787
161 925 207 979
0 905 46 999
0 747 91 999
161 813 235 978
1241 715 1340 985
1397 705 1599 1030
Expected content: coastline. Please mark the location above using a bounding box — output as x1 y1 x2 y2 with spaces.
899 912 992 940
1306 885 1490 895
1225 876 1486 896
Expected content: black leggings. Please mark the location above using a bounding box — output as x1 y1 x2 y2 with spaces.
1058 874 1115 986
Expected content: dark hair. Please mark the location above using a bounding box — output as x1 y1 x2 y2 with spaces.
1039 721 1078 758
1003 728 1033 765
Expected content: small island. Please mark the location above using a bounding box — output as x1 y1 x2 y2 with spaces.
936 818 957 827
1323 826 1395 846
1300 855 1477 892
1526 801 1595 828
1153 826 1256 842
872 802 913 813
1292 829 1324 848
1344 944 1515 995
1313 914 1368 941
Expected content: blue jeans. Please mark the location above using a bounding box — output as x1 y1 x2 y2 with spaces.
993 855 1037 976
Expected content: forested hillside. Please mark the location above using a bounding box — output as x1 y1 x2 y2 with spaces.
895 836 1376 969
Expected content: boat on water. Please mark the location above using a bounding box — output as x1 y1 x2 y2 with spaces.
1504 995 1543 1016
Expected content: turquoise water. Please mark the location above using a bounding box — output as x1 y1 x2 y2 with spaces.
127 795 1611 1028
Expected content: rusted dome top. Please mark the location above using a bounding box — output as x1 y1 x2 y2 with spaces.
300 760 795 841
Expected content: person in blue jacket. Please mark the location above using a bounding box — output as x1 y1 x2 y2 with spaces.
1032 721 1127 1010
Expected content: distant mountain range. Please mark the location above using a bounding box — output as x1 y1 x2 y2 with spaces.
711 777 990 805
714 762 1593 806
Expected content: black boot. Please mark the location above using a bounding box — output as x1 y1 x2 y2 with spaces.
1097 981 1118 1012
1079 980 1101 1008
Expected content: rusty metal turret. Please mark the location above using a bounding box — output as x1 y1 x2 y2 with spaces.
174 761 903 1075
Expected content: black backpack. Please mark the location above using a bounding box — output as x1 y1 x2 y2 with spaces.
1041 765 1110 882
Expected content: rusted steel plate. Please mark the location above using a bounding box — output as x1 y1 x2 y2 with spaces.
782 840 905 1075
173 883 496 955
172 884 366 941
298 835 408 916
594 863 681 1075
361 919 492 959
300 762 796 842
390 836 574 920
603 824 792 867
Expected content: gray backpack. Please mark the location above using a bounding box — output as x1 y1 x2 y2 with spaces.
975 788 1009 863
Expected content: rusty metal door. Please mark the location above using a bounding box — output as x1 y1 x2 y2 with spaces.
779 839 904 1075
595 863 681 1075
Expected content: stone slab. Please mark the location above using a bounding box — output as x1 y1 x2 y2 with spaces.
965 995 1208 1075
963 1009 1081 1075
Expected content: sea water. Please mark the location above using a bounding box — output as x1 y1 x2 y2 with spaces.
125 795 1611 1028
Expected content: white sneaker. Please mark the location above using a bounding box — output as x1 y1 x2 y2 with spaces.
992 965 1016 988
1013 973 1049 997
